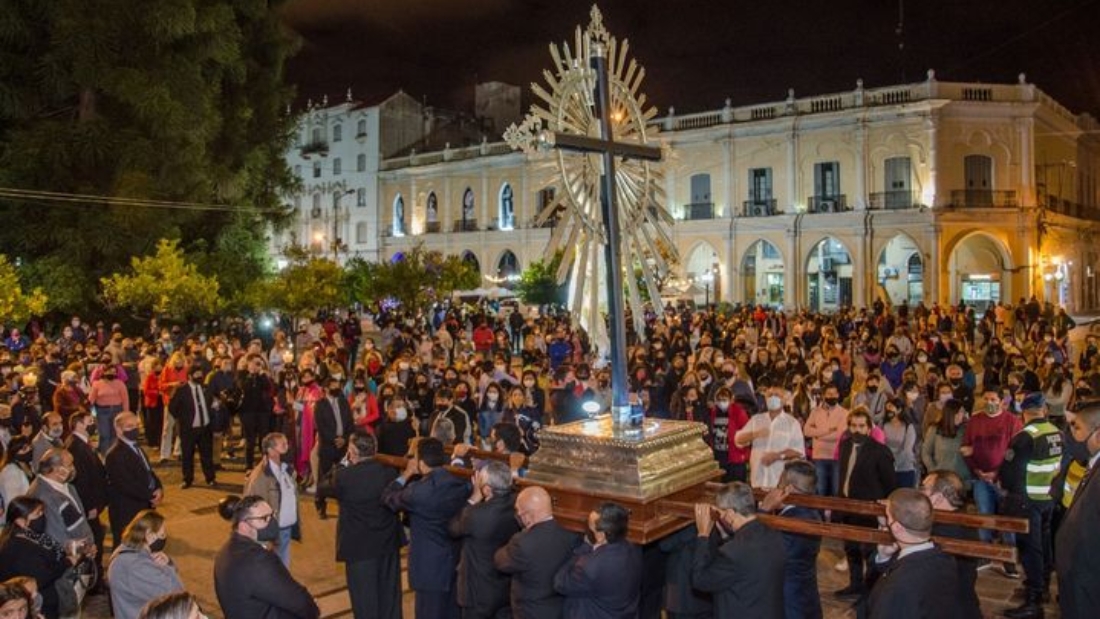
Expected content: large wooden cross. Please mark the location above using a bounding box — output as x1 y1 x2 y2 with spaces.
540 42 663 428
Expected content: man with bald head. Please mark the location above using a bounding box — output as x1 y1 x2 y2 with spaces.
105 412 163 544
1055 400 1100 619
494 486 580 619
867 488 958 618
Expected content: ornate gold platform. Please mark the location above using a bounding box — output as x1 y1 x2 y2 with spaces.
521 416 721 543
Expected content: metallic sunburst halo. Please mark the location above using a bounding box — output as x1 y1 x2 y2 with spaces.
504 4 676 345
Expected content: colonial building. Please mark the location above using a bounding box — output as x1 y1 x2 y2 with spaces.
277 72 1100 314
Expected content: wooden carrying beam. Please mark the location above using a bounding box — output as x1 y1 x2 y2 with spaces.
702 482 1028 535
659 499 1017 563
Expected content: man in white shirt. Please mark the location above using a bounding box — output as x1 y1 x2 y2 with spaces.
735 385 805 489
244 432 299 567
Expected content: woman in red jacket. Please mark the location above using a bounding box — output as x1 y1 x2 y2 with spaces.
707 386 751 482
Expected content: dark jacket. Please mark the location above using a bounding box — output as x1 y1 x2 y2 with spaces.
314 395 354 458
0 530 68 619
931 522 981 619
867 546 958 619
658 526 712 616
691 519 786 618
449 490 521 616
382 467 470 592
377 419 417 457
239 372 275 416
837 436 897 528
318 458 400 562
214 532 319 619
105 440 161 541
65 433 108 514
555 539 643 619
167 381 213 430
780 505 823 619
494 519 580 619
1056 460 1100 619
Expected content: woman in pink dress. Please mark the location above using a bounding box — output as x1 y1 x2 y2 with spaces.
293 367 324 481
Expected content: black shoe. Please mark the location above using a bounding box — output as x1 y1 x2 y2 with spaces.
1004 597 1044 619
1002 562 1021 578
316 503 328 520
206 479 217 487
180 482 192 490
833 585 865 598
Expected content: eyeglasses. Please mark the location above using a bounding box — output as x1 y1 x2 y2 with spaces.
246 513 274 523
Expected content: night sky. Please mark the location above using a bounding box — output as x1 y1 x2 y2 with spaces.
280 0 1100 119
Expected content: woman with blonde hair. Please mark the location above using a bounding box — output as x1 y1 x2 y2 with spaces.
108 511 184 619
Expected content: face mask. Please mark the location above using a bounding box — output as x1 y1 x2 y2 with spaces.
487 393 499 402
329 388 342 396
398 362 410 370
256 518 280 542
906 391 919 401
103 374 117 381
766 396 783 410
354 385 366 392
394 407 408 422
716 400 730 412
917 355 927 363
28 517 46 535
866 384 878 393
495 365 506 373
387 376 398 385
824 397 839 407
850 433 868 445
48 427 63 439
523 379 535 387
123 428 141 442
149 537 167 553
986 402 999 414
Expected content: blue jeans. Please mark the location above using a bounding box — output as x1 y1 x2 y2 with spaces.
973 478 1016 545
94 404 123 454
814 459 839 497
478 410 502 440
276 526 293 567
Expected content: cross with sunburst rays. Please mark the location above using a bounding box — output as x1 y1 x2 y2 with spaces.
505 5 675 367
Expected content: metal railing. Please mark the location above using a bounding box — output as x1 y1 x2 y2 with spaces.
807 195 849 213
868 190 920 210
683 202 715 220
452 219 479 232
949 190 1018 208
742 199 778 217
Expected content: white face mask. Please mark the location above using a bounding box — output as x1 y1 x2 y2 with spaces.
766 396 783 411
487 393 499 402
393 407 408 422
716 400 730 412
387 376 398 385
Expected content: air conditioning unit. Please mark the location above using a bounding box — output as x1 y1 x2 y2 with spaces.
751 204 769 217
311 207 322 218
816 200 837 213
820 257 834 272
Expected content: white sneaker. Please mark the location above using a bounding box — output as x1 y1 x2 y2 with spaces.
835 558 849 572
305 485 317 495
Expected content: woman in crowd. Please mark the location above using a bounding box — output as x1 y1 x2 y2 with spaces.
883 397 919 488
107 511 184 619
0 497 77 619
921 398 972 487
137 591 204 619
0 582 32 619
0 437 34 512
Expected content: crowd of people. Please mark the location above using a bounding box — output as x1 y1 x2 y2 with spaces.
0 295 1098 618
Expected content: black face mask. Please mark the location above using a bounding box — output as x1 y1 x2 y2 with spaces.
850 433 868 445
824 397 839 407
329 388 342 397
256 517 280 542
149 537 167 553
123 428 141 442
15 450 33 464
28 517 46 535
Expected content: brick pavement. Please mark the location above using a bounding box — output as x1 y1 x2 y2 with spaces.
82 450 1060 618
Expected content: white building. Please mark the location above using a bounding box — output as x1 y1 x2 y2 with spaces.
278 73 1100 313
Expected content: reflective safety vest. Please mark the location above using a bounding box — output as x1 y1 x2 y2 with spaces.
1023 420 1063 501
1062 459 1088 509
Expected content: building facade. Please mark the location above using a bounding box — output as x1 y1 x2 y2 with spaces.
278 72 1100 314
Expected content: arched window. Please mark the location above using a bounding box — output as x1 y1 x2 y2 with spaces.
460 187 475 231
497 250 520 285
393 195 405 236
499 183 515 230
333 124 342 142
312 194 321 217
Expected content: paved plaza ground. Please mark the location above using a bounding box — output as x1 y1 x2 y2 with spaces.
80 448 1060 619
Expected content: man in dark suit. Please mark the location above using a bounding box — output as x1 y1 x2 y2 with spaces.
314 375 353 518
691 481 786 618
106 412 163 545
867 488 959 618
238 355 275 470
168 366 216 489
921 470 981 619
66 411 109 585
318 429 401 619
495 486 581 619
449 460 521 619
1055 402 1100 619
382 437 470 619
759 459 823 619
836 408 897 597
554 502 643 618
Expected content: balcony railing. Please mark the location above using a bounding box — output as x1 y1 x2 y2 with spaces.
452 219 479 232
949 190 1018 208
683 202 715 220
807 195 849 213
869 191 920 210
300 141 329 158
742 199 778 217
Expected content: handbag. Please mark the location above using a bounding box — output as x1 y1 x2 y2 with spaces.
56 557 96 617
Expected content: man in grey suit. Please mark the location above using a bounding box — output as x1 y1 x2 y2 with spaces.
28 448 96 554
31 412 64 473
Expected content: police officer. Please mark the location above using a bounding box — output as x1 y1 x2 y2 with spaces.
1000 392 1064 618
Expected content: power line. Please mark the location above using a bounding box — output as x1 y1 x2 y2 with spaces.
0 187 287 214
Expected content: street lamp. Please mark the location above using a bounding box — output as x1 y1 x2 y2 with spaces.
699 268 714 307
